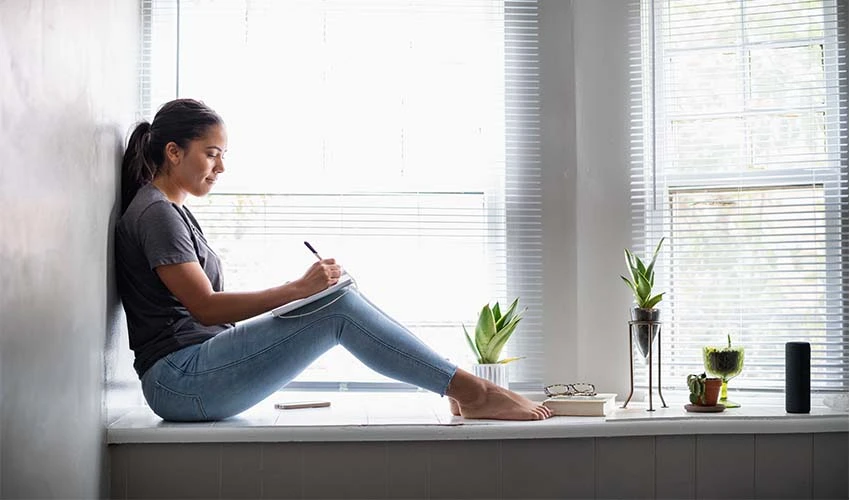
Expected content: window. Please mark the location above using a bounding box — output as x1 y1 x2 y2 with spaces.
141 0 543 389
631 0 848 392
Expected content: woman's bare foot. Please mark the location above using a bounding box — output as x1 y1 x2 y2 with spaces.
445 369 552 421
458 383 552 420
449 397 461 416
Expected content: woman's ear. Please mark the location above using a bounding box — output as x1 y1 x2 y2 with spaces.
164 141 182 166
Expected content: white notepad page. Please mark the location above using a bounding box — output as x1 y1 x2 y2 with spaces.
271 274 354 317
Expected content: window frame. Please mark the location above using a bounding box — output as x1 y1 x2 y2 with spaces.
137 0 545 391
639 0 848 392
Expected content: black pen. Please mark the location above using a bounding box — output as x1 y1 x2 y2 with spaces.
304 241 322 261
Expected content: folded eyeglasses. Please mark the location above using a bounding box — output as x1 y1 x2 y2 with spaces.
543 383 597 397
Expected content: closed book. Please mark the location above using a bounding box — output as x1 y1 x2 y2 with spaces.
542 393 617 416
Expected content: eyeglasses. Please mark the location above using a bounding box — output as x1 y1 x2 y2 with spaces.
544 383 597 397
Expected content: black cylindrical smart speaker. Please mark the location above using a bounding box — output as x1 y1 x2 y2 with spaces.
785 342 811 414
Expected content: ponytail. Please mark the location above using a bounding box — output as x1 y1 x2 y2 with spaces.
121 122 155 214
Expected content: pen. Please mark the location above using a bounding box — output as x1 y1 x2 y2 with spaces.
304 241 322 261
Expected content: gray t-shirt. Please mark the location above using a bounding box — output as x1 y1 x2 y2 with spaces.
115 183 231 377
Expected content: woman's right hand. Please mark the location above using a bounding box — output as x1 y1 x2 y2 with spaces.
294 258 343 298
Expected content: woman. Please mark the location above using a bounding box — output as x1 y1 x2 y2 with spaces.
115 98 552 422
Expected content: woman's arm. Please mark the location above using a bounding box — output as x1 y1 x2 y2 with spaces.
156 258 342 325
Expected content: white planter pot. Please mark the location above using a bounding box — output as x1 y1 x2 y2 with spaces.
473 363 510 389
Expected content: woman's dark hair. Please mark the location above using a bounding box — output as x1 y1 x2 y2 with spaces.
121 98 223 213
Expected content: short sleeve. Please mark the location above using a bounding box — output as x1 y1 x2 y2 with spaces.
137 201 198 269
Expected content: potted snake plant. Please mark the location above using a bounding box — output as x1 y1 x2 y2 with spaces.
462 298 525 389
620 237 665 360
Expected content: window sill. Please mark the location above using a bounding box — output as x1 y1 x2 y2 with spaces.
106 391 848 444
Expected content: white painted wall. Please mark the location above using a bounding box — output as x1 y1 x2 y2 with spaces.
0 0 138 497
540 0 634 396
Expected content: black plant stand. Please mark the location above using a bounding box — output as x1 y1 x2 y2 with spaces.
622 319 668 411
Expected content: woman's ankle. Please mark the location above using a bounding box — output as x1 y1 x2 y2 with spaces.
445 369 488 406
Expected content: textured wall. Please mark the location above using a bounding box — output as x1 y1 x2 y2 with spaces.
0 0 138 497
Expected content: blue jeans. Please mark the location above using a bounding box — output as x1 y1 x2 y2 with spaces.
140 288 458 421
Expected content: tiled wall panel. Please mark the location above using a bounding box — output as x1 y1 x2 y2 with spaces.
695 434 755 499
125 444 220 499
221 444 264 499
813 432 849 500
501 438 594 499
428 440 500 499
595 436 655 499
655 435 696 499
754 434 812 499
110 432 849 499
302 442 388 499
261 443 303 499
386 442 430 499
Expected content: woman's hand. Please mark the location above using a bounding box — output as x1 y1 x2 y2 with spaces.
295 258 343 298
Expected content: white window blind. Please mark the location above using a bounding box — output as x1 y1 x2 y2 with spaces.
630 0 848 392
140 0 543 389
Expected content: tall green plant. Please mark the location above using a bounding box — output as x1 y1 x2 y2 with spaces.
620 237 665 309
462 298 526 364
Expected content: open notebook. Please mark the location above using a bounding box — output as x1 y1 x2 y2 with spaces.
271 274 355 317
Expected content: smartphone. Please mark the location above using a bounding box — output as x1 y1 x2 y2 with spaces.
274 400 331 410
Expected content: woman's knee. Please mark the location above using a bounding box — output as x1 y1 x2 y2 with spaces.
328 288 369 314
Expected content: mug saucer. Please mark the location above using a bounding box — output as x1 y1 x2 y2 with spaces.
684 403 726 413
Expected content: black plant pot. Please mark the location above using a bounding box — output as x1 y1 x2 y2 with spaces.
630 307 660 359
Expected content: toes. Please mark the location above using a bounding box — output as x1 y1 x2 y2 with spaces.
533 405 552 419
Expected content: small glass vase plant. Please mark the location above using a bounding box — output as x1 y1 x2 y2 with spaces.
703 334 745 408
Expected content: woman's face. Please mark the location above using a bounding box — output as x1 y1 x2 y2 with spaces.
166 124 228 197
